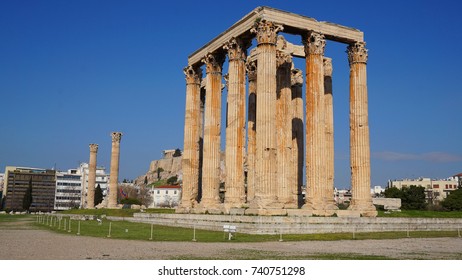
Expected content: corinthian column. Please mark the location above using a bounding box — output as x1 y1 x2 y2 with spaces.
276 51 296 208
323 57 337 210
291 68 304 208
224 38 248 209
246 58 257 204
249 20 283 210
347 42 376 216
108 132 122 208
179 65 202 212
86 143 98 209
200 52 225 212
303 31 326 211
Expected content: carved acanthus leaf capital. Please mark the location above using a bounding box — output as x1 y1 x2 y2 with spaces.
302 31 326 55
245 59 257 82
89 143 99 153
111 132 123 143
250 20 283 45
202 53 225 74
183 65 202 85
291 68 303 87
223 37 249 61
323 57 333 77
347 42 368 65
276 51 292 68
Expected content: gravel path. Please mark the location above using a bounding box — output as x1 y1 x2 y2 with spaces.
1 219 461 260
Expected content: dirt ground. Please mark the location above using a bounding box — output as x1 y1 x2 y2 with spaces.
1 218 462 260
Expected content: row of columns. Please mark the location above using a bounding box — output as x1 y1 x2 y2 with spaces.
85 132 122 209
180 19 375 215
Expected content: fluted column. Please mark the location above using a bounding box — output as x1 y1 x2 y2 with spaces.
323 57 337 209
224 38 248 208
200 52 225 211
347 42 376 216
291 68 304 208
179 65 202 211
246 59 257 204
250 20 283 209
276 51 296 207
108 132 122 208
303 31 326 210
86 143 98 209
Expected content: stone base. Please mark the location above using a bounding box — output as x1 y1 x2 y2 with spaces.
286 209 313 216
360 210 378 217
175 207 191 214
228 208 246 215
193 204 225 214
245 208 287 216
335 210 361 218
312 209 337 216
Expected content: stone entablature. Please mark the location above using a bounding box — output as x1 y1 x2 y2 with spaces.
180 7 376 217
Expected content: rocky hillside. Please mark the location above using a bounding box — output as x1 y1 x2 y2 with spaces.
135 150 226 186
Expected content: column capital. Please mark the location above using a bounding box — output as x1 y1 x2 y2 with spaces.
245 59 257 82
347 41 368 65
291 68 303 87
111 132 123 143
302 31 326 55
223 37 250 62
276 51 292 68
323 57 333 77
202 52 225 74
250 19 283 46
183 65 202 85
89 143 99 152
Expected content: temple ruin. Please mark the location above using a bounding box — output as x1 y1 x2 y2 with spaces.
178 6 377 217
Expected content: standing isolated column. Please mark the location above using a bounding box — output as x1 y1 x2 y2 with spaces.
107 132 122 209
291 68 304 207
246 58 257 204
224 37 248 209
303 31 327 211
87 143 98 209
179 65 202 212
276 50 296 208
347 42 376 216
250 20 283 210
323 57 337 210
200 52 225 212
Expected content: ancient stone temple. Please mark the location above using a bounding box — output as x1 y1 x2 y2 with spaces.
178 6 377 217
108 132 122 209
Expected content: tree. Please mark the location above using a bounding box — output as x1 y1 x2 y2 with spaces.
156 167 164 179
441 187 462 211
144 176 148 185
384 185 426 210
22 178 33 211
94 184 103 206
167 176 178 185
173 148 182 157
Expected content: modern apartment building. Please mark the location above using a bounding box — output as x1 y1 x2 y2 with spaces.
3 166 56 212
388 177 459 203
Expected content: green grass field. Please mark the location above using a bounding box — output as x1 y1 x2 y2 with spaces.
33 215 462 243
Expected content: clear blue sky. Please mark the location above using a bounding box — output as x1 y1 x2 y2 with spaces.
1 0 461 188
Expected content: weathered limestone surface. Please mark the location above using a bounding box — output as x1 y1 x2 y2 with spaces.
86 144 98 209
246 58 257 204
188 6 363 65
323 58 337 210
250 20 282 209
303 31 327 210
224 38 248 209
276 48 296 208
108 132 122 209
199 53 225 212
180 66 202 211
291 68 304 207
347 42 376 217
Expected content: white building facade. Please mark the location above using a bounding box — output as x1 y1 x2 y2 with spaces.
388 177 459 203
54 163 109 210
149 185 181 208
